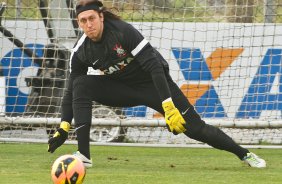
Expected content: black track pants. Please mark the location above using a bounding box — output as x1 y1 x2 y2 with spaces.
72 75 249 159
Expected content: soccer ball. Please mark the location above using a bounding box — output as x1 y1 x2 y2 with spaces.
51 154 86 184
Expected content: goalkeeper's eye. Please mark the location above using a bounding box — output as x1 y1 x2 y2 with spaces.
79 15 96 25
79 18 87 24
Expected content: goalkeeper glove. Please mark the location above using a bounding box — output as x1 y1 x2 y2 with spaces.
162 98 186 134
47 121 70 153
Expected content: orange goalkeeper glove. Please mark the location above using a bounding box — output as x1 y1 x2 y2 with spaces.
47 121 70 153
162 98 186 134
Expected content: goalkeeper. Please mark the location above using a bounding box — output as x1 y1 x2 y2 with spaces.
47 0 266 169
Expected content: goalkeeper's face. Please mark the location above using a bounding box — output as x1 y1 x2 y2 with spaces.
77 10 104 42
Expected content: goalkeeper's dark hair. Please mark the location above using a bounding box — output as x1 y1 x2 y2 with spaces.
76 0 120 20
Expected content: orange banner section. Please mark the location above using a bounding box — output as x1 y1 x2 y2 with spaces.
153 84 210 118
180 84 210 105
206 48 243 80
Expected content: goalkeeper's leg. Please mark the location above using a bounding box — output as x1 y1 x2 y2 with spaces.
180 104 265 167
71 75 148 165
67 93 93 168
72 78 93 160
167 81 250 160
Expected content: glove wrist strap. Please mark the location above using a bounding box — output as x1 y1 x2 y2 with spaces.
162 97 172 103
162 97 175 112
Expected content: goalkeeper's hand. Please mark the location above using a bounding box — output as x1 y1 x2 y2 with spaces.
47 121 70 153
162 98 186 134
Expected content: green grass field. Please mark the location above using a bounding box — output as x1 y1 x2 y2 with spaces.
0 143 282 184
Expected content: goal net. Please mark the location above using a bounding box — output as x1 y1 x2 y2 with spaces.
0 0 281 146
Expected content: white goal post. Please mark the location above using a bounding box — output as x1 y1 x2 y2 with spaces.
0 117 282 128
0 0 281 145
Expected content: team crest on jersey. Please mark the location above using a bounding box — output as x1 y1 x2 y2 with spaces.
113 43 126 57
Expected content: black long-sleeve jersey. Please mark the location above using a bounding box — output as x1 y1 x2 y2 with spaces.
61 18 172 122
